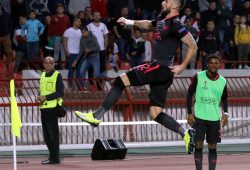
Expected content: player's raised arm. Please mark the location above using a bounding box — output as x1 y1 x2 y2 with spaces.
171 32 198 75
117 17 154 30
181 32 198 68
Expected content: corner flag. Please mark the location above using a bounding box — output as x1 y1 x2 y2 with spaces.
10 79 22 137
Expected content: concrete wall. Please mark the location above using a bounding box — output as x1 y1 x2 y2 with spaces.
22 69 250 79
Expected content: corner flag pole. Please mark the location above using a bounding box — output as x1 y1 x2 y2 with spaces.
10 79 22 170
13 134 17 170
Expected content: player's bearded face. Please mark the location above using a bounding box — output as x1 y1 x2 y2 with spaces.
160 8 171 18
161 1 171 18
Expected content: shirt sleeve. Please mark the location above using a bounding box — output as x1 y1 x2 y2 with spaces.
63 29 69 38
221 83 228 113
46 74 64 100
38 21 45 35
186 74 198 114
91 35 100 52
75 38 85 63
103 23 109 35
173 22 188 39
87 24 91 31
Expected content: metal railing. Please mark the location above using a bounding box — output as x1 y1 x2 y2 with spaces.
0 77 250 146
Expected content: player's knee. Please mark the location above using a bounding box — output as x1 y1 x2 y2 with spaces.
150 106 163 119
208 143 217 149
195 141 204 149
114 76 125 89
120 73 131 86
150 111 160 120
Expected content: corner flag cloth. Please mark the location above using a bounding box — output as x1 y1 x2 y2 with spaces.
10 79 22 137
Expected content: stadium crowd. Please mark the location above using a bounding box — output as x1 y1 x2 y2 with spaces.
0 0 250 80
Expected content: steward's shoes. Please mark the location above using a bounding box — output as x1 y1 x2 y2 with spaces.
42 159 60 165
183 128 195 154
75 111 101 127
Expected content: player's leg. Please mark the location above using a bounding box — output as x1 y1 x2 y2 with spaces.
193 117 207 170
75 74 128 126
94 73 129 119
207 120 221 170
75 62 175 126
149 82 195 154
149 82 186 136
93 62 174 120
75 64 147 125
194 141 204 170
208 143 217 170
151 106 186 137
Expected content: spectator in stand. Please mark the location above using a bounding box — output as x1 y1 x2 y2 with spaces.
224 14 240 69
247 13 250 25
182 16 199 69
107 0 129 19
181 6 200 32
11 0 28 29
41 15 53 57
234 15 250 69
193 11 202 65
72 26 101 80
201 1 219 29
78 10 86 27
47 0 68 15
185 0 199 12
91 0 108 19
237 0 250 17
21 10 45 67
77 7 93 27
199 19 220 70
68 0 89 17
107 33 119 72
84 7 93 25
13 15 28 74
232 0 246 15
180 6 193 25
87 11 109 73
198 0 210 12
63 17 82 86
0 3 13 79
126 27 145 67
48 3 70 69
113 7 132 61
0 0 11 13
78 7 94 79
137 0 157 20
127 0 136 19
141 31 152 63
29 0 49 21
194 11 202 29
225 0 233 10
217 0 232 53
